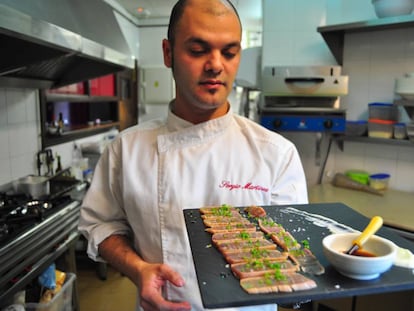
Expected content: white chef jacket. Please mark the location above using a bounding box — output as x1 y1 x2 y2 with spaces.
78 106 308 311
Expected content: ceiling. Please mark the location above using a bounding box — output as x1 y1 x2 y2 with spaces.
116 0 262 27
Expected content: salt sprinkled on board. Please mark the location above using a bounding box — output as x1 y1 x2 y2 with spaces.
280 207 356 234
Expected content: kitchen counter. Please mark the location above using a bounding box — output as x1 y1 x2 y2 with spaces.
308 183 414 234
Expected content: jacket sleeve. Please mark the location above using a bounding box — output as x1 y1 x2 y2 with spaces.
78 139 132 262
271 142 309 205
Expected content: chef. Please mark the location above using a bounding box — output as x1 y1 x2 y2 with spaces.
78 0 308 310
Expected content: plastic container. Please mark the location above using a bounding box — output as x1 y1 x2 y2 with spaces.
393 123 407 139
368 103 399 121
25 273 76 311
345 120 368 136
345 170 370 185
368 119 395 138
369 173 390 190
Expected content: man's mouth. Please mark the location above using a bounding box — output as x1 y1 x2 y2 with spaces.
200 80 226 93
200 79 225 86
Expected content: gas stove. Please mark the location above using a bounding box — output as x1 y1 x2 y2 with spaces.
0 193 74 248
0 175 83 307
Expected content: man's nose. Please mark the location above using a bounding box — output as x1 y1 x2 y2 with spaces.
205 51 223 74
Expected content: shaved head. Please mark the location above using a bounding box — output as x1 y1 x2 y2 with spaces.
167 0 241 48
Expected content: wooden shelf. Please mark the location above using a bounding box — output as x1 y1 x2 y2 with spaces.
317 15 414 64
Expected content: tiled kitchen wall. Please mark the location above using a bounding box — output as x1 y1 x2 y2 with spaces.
262 0 335 67
0 87 111 186
324 28 414 192
0 88 40 185
262 0 414 192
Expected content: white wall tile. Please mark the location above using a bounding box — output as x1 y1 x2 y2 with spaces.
139 27 167 67
262 31 295 65
293 0 326 30
369 29 406 62
344 33 371 62
292 31 335 65
394 160 414 192
8 124 31 157
262 0 294 32
342 61 371 119
0 156 11 185
0 128 9 160
327 0 376 24
404 30 414 58
6 89 27 124
0 87 41 184
364 143 399 161
24 90 39 122
396 145 414 162
10 153 36 180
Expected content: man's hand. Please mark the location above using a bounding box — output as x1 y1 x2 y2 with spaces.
138 262 191 311
98 235 191 311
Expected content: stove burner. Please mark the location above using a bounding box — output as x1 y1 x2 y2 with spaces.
0 192 73 248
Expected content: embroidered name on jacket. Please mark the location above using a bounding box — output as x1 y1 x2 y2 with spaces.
219 180 269 192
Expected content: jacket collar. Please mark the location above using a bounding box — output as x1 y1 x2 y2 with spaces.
157 103 234 152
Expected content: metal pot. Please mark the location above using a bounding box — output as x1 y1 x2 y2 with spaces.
14 175 51 199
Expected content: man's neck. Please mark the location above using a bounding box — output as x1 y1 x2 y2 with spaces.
171 100 230 124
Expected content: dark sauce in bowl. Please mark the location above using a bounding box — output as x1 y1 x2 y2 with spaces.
344 249 377 257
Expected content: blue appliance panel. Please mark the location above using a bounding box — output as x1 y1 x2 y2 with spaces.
260 114 346 133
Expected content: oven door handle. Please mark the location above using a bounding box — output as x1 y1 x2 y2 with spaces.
285 77 325 84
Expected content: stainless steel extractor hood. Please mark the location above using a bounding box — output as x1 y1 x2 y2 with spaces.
0 0 135 89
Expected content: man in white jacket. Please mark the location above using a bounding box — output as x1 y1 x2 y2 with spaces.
78 0 308 310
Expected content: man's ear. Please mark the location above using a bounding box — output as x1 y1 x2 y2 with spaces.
162 39 172 68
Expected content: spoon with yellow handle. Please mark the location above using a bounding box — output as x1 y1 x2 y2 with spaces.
346 216 384 255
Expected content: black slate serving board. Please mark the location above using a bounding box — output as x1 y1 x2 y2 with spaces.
183 202 414 309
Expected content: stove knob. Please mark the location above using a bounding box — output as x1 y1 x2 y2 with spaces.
324 119 333 129
273 119 283 128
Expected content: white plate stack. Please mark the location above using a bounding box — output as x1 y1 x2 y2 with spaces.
395 73 414 141
407 122 414 141
395 73 414 100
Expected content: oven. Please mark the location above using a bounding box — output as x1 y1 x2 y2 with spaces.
0 170 83 309
258 66 348 133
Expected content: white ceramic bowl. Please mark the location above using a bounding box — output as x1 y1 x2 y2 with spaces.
323 232 397 280
372 0 414 18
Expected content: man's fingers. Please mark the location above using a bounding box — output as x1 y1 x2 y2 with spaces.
158 264 185 287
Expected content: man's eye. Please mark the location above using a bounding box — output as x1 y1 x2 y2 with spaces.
190 49 206 56
223 51 236 59
223 46 240 59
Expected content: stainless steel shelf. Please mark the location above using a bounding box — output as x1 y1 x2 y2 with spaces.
317 15 414 64
333 135 414 151
46 93 119 103
317 134 414 183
